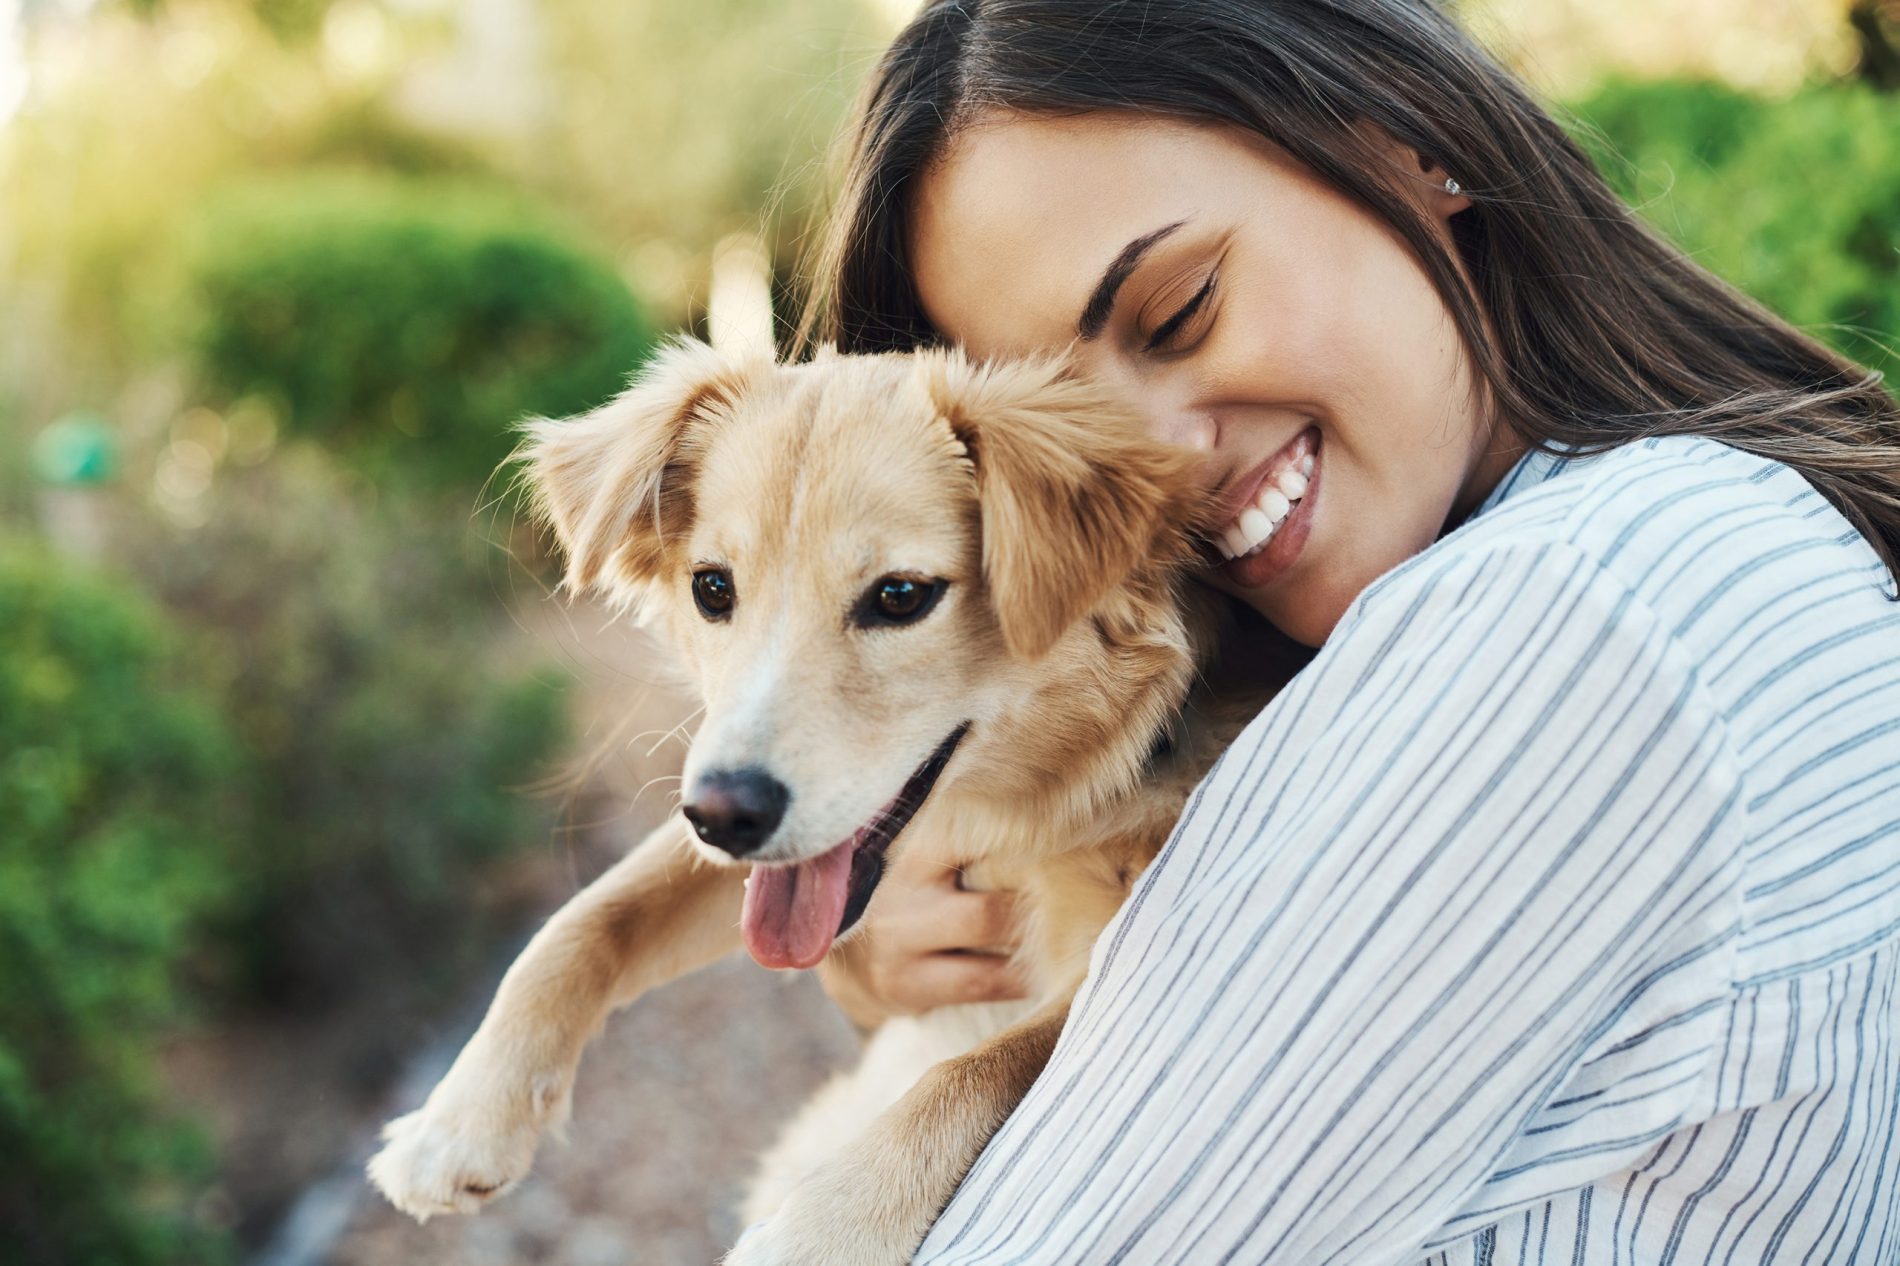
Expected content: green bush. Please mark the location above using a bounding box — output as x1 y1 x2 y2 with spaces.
1573 78 1900 378
124 451 570 1004
176 171 658 490
0 543 238 1266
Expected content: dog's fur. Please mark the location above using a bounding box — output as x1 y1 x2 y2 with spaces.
366 342 1288 1263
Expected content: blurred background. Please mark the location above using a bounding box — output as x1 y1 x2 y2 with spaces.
0 1 1894 1263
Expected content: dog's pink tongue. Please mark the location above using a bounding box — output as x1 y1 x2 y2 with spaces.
741 839 855 970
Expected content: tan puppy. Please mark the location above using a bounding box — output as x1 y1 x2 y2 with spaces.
366 341 1285 1264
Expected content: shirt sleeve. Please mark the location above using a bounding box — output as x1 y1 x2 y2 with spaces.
915 539 1748 1266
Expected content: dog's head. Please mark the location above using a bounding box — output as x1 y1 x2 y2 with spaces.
520 340 1203 968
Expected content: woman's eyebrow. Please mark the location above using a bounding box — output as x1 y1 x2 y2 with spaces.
1077 219 1190 341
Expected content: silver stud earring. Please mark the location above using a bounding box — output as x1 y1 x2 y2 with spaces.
1443 177 1463 196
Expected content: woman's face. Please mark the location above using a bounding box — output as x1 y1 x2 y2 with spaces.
910 111 1522 646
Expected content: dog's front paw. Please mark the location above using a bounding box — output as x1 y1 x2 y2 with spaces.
366 1064 572 1222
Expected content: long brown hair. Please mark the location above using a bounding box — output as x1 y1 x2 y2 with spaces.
798 0 1900 590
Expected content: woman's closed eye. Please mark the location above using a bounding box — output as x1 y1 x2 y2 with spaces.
1142 268 1219 354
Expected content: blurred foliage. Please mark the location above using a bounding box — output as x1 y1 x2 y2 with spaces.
298 98 497 178
0 456 571 1260
1850 0 1900 90
0 0 891 363
175 171 656 489
123 449 570 1004
1573 77 1900 378
114 0 334 41
0 543 238 1266
530 0 889 314
1465 0 1865 95
0 5 360 386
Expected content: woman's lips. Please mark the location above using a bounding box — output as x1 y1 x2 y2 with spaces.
1221 428 1321 589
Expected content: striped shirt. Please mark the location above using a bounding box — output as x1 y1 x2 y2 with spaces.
916 435 1900 1264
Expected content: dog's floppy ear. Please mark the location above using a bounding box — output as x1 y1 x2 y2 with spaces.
922 350 1205 660
518 338 753 596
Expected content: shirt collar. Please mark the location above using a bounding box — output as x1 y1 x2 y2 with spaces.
1472 443 1576 520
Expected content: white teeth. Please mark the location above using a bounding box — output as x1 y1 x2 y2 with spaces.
1237 507 1273 551
1229 485 1293 557
1220 443 1318 564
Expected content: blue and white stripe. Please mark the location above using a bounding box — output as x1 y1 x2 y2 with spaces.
916 435 1900 1264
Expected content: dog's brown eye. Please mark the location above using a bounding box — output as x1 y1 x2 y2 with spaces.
879 580 924 618
692 568 734 621
855 577 945 629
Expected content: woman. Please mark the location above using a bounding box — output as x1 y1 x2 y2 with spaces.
802 1 1900 1262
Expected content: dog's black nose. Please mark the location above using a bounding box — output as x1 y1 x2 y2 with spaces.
681 768 790 857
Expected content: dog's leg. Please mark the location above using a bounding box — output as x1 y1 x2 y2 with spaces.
728 994 1070 1266
368 818 742 1220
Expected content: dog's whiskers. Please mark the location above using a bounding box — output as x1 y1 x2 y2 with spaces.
631 772 684 810
640 706 705 759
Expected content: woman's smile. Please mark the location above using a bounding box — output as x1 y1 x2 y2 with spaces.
1211 425 1318 587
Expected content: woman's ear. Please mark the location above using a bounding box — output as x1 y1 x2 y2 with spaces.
517 338 754 596
1352 121 1472 220
1418 154 1473 218
922 350 1206 660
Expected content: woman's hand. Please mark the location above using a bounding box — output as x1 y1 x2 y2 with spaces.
817 848 1027 1032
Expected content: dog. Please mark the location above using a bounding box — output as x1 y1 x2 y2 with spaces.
366 340 1292 1263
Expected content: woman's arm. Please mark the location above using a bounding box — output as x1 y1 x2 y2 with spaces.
916 539 1746 1265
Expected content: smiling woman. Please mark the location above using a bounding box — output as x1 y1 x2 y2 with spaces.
907 114 1514 645
798 1 1900 1263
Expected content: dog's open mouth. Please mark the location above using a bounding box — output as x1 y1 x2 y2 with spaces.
740 723 970 971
